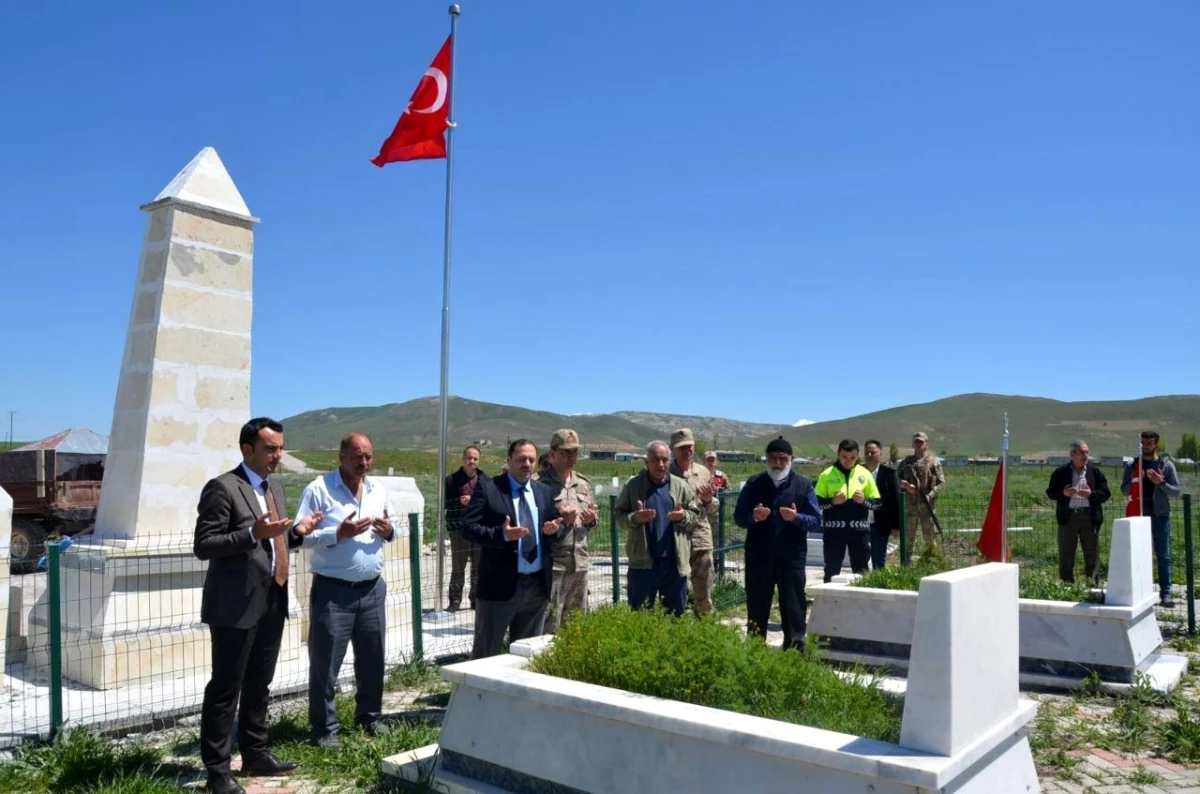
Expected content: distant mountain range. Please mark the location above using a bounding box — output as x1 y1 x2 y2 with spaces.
281 397 774 452
281 393 1200 457
760 393 1200 457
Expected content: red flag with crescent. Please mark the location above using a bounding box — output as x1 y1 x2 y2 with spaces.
977 461 1008 562
1126 458 1142 518
371 36 452 166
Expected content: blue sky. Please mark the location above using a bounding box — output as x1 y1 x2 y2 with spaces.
2 1 1197 442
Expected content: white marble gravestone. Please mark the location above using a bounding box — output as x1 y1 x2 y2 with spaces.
34 148 287 689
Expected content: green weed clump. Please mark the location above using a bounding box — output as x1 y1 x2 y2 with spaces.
0 727 184 794
529 605 901 743
269 696 440 787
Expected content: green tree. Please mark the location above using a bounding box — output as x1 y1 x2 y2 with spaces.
888 442 900 463
712 433 721 453
695 439 707 457
1176 432 1198 460
1157 437 1167 455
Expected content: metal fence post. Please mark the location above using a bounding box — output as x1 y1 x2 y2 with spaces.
899 491 909 567
1184 495 1195 635
408 512 424 660
716 494 726 577
609 493 620 604
47 542 63 741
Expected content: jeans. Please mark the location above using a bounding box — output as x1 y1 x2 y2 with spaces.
1151 515 1172 598
627 557 687 616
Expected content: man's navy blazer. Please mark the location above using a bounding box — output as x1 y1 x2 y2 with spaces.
462 473 561 601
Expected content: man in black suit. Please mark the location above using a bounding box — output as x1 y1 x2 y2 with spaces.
462 438 563 659
194 417 324 794
1046 439 1111 584
863 440 901 570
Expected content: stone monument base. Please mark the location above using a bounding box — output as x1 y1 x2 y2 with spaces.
30 540 304 691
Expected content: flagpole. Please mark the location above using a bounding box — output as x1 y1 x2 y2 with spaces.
1000 412 1009 563
433 2 461 617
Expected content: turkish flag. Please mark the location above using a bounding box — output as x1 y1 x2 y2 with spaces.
371 36 452 166
977 461 1008 562
1126 459 1142 518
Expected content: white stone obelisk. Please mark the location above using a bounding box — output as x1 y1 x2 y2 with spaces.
94 147 256 543
33 149 299 691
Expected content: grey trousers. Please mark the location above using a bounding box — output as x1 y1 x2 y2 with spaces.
471 575 549 659
308 574 386 739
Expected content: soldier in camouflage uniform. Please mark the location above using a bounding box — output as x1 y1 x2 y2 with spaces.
897 431 946 557
669 429 719 614
539 429 599 633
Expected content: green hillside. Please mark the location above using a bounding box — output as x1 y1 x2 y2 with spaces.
281 396 664 451
756 393 1200 457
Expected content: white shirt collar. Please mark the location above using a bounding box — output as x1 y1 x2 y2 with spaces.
240 462 267 492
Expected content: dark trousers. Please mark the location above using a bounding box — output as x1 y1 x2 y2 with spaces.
448 529 480 608
626 557 687 617
308 575 386 739
200 584 285 775
823 528 870 583
472 575 549 659
745 557 807 649
1057 512 1100 583
870 532 890 570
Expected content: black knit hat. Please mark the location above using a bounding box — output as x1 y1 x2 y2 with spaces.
766 436 793 456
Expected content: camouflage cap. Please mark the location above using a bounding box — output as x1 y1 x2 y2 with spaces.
912 431 929 442
670 428 695 448
550 428 581 450
704 450 718 461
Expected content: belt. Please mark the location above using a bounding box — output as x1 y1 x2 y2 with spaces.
516 571 543 581
314 573 380 589
1068 507 1091 513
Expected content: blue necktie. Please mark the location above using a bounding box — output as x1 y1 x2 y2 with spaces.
516 486 537 563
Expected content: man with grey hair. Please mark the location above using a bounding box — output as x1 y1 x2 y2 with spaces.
616 441 702 616
1046 440 1110 584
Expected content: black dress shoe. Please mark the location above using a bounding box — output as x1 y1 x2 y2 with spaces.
206 773 245 794
240 752 298 776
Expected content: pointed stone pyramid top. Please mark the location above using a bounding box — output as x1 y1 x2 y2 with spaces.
142 147 257 222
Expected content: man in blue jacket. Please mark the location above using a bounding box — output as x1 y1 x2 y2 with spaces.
734 437 822 649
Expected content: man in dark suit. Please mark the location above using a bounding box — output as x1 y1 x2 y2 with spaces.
194 417 324 794
1046 439 1111 585
462 438 562 659
863 440 901 570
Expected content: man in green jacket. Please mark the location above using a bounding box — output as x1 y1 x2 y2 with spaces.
616 440 702 616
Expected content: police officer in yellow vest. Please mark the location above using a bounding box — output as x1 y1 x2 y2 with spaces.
815 439 881 582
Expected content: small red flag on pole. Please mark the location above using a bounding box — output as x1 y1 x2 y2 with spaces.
1126 458 1142 518
977 461 1008 562
371 36 453 165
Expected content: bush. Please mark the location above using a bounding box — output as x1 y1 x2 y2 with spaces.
528 605 901 743
855 560 1101 603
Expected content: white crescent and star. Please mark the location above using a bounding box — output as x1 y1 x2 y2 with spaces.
408 68 448 115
